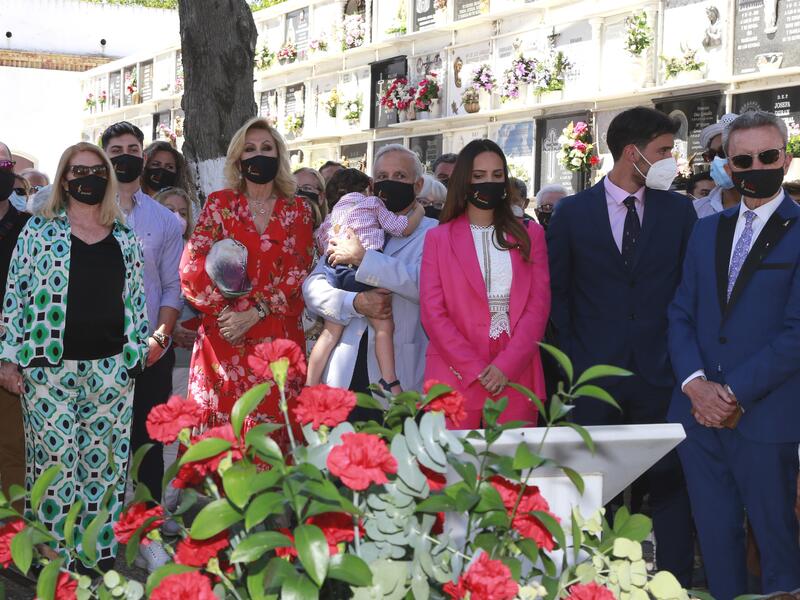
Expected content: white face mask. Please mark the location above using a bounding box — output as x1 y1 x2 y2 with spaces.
511 204 524 217
634 148 678 191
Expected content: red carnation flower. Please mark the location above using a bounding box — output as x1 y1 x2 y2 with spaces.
113 503 164 545
489 476 559 551
567 582 617 600
146 395 203 444
423 380 467 427
443 553 518 600
293 385 356 430
419 463 447 491
0 519 24 568
173 424 243 489
46 572 78 600
248 339 307 383
175 531 230 566
306 512 362 554
590 155 600 166
327 432 397 491
150 571 217 600
431 511 445 535
275 528 297 559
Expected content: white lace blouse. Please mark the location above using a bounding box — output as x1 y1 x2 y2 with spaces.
470 224 512 339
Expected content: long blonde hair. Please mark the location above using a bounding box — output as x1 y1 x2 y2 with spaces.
154 186 195 240
293 166 328 228
42 142 122 227
224 117 296 199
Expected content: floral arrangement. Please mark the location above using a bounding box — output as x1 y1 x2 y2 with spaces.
323 87 340 118
254 45 275 71
99 90 107 105
471 63 496 92
380 77 416 111
343 94 363 124
386 22 407 35
157 122 178 145
125 72 138 95
415 72 440 110
277 42 298 64
534 50 572 94
84 93 96 110
624 11 653 57
788 122 800 158
661 49 705 79
435 0 447 10
342 14 366 51
309 37 328 53
0 338 702 600
500 72 521 103
558 121 599 172
461 87 480 105
174 115 184 138
285 114 304 135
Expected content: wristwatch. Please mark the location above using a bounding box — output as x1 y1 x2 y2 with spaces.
255 301 270 320
152 331 171 349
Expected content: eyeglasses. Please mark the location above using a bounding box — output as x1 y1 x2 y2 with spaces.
298 185 321 194
12 187 28 196
68 165 109 178
0 160 15 171
536 204 554 214
702 147 726 162
729 148 784 170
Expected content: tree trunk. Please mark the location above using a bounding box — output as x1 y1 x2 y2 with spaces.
178 0 257 200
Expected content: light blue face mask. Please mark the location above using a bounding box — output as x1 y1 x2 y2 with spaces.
710 156 734 190
8 191 27 212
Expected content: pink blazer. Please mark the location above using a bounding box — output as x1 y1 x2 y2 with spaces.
420 215 551 420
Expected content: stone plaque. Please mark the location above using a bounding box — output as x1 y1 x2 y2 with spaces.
408 135 443 171
340 142 369 171
733 86 800 129
733 0 800 74
655 93 723 157
537 115 587 194
454 0 488 21
285 7 310 56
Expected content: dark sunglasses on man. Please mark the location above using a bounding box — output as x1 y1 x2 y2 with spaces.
728 148 784 170
701 148 726 162
68 165 109 178
0 159 16 171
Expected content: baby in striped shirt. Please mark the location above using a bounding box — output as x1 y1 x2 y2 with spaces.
307 185 424 395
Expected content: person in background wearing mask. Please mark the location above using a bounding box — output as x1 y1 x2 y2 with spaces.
421 139 550 427
0 142 148 573
303 145 437 407
319 160 344 183
784 181 800 203
0 142 30 499
141 141 196 201
180 116 313 444
669 111 800 600
432 153 457 188
418 173 447 220
548 106 697 586
9 173 30 212
294 167 327 231
508 177 530 219
686 172 716 201
534 184 568 230
101 121 184 573
20 168 49 194
695 113 740 218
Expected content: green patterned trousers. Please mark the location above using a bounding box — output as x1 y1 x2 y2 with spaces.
21 353 133 566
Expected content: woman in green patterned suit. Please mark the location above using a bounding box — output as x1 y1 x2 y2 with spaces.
0 142 149 572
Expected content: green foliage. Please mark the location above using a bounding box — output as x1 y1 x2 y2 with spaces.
80 0 177 8
624 11 653 57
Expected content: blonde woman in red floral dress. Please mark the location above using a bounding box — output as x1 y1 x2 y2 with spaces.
180 117 313 444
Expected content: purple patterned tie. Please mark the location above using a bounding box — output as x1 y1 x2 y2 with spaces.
727 210 756 301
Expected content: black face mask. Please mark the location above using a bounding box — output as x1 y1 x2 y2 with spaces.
424 205 442 220
0 168 14 201
468 182 506 210
67 175 108 205
374 179 416 213
241 155 279 184
111 154 144 183
731 167 786 199
535 209 552 229
144 167 177 191
297 189 320 204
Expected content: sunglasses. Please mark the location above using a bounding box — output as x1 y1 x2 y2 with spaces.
0 160 15 171
536 205 554 214
68 164 109 178
12 187 28 196
702 148 726 162
729 148 784 170
29 185 43 194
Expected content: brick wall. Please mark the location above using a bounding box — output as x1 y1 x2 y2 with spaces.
0 50 113 72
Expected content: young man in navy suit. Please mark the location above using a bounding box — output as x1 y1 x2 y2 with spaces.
668 111 800 600
547 107 697 585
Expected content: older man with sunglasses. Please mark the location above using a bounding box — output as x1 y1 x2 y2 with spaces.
0 142 30 498
668 111 800 600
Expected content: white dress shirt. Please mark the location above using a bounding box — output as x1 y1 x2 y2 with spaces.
604 176 645 252
681 191 786 390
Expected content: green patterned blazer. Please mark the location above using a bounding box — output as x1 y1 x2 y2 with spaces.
0 213 150 373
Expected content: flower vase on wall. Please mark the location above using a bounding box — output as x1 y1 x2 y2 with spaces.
479 90 492 112
397 109 407 123
406 106 416 121
430 99 441 118
417 109 430 120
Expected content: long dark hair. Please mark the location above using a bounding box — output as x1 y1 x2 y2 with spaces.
440 139 531 260
142 141 197 199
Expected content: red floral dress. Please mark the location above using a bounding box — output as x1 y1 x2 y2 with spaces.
179 189 313 441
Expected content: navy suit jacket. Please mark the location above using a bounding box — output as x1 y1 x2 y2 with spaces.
668 194 800 443
547 179 697 388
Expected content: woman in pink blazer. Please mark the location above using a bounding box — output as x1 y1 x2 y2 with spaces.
420 139 551 428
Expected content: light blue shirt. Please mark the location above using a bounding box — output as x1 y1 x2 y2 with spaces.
124 189 184 334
